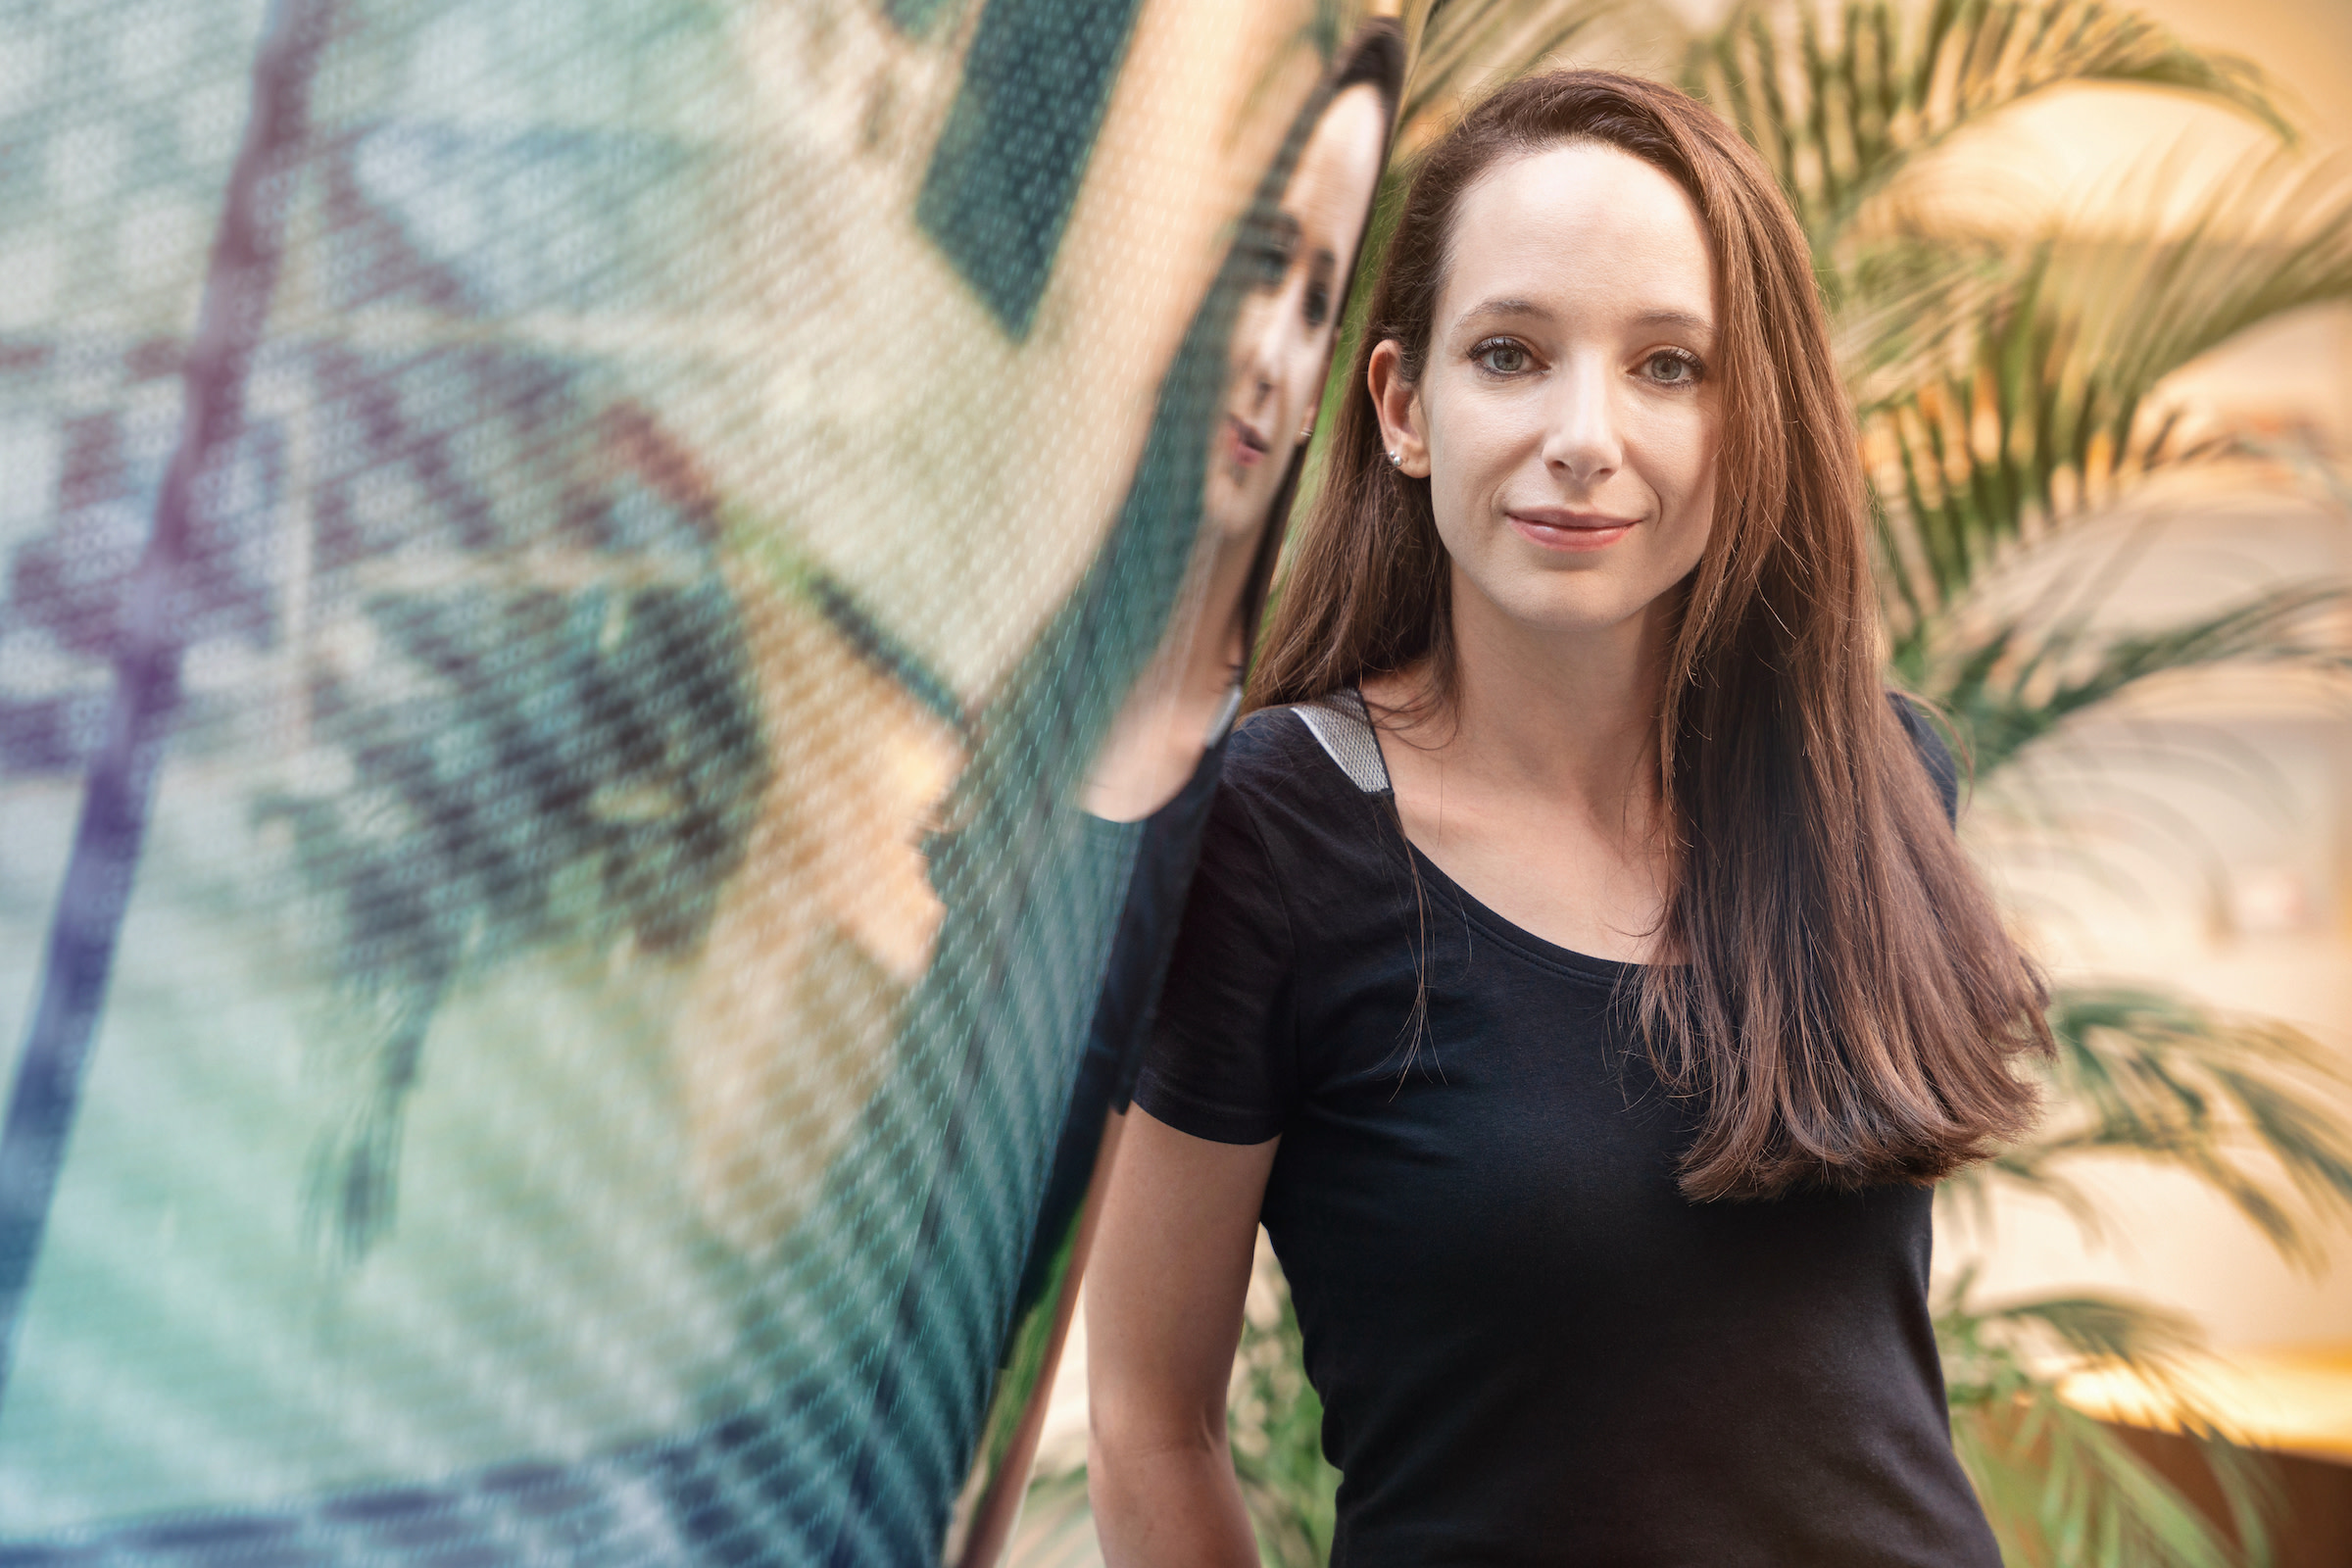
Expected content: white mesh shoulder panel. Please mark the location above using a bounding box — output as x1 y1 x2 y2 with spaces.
1291 689 1392 795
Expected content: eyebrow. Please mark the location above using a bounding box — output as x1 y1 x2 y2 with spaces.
1455 297 1549 328
1452 298 1717 338
1632 309 1716 337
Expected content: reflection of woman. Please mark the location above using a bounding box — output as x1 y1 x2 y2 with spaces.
991 16 1402 1487
1079 47 1394 824
672 33 1398 1270
1090 73 2051 1564
1004 29 1402 1317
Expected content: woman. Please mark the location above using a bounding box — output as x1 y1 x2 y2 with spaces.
1086 70 2050 1565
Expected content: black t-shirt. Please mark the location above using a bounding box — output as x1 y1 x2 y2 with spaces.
1133 693 1999 1567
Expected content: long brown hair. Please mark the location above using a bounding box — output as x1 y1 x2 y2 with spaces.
1250 70 2050 1200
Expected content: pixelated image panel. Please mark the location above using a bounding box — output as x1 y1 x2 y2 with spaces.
0 0 1371 1560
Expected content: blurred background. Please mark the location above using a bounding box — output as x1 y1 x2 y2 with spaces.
3 0 2350 1563
1013 0 2352 1564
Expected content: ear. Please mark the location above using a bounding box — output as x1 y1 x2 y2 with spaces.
1367 339 1430 478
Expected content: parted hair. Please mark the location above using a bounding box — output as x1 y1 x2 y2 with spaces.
1249 69 2050 1200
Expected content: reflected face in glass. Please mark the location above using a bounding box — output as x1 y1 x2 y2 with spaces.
1081 80 1390 824
1205 83 1389 541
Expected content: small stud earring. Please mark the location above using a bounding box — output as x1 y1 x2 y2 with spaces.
1298 425 1314 443
1387 450 1401 468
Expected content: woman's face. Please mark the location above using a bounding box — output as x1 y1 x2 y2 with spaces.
1377 141 1720 642
1206 83 1389 540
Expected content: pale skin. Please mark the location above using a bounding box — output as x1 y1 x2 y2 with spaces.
1087 142 1722 1563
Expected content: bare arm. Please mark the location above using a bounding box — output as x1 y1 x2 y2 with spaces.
1086 1106 1280 1567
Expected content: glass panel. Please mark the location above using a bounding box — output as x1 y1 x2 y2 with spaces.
0 0 1394 1559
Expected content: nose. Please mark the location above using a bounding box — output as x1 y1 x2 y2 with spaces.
1235 300 1287 414
1542 353 1622 486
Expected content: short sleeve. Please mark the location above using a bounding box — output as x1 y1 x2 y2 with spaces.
1130 774 1297 1145
1889 693 1960 827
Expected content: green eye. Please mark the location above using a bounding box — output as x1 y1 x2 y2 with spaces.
1645 350 1700 383
1474 340 1530 374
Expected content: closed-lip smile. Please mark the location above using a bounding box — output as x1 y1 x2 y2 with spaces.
1507 507 1638 552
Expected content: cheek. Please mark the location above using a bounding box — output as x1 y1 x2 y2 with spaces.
1638 404 1719 554
1427 391 1529 520
1286 329 1331 411
1666 469 1716 582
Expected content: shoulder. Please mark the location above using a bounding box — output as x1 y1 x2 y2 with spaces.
1226 702 1324 769
1200 699 1397 882
1222 700 1384 809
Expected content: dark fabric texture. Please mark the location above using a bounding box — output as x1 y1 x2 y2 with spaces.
1133 699 2000 1568
1014 734 1229 1317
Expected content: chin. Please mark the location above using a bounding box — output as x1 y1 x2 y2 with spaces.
1203 477 1273 540
1493 577 1660 638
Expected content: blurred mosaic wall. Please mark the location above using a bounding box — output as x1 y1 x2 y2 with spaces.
0 0 1382 1558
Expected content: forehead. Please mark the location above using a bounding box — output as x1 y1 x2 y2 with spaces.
1439 140 1715 327
1282 85 1388 243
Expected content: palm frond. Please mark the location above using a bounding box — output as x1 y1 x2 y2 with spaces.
1945 986 2352 1269
1910 578 2348 774
1938 1276 2279 1567
1396 0 1619 148
1953 1391 2270 1567
1833 230 2014 390
1865 156 2352 645
1682 0 2290 256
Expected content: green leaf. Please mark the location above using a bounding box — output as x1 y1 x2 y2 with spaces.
1938 1278 2280 1567
1946 985 2352 1270
1682 0 2292 255
1865 155 2352 650
1912 578 2348 776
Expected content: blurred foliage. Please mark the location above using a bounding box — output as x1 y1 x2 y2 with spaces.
1226 1246 1342 1568
1939 989 2352 1566
1868 159 2352 699
1950 989 2352 1270
1683 0 2286 256
1041 0 2352 1561
1939 1275 2281 1568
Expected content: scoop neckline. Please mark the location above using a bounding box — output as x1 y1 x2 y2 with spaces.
1347 688 1648 986
1396 835 1646 986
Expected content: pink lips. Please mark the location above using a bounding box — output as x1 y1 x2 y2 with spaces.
1228 416 1270 468
1508 508 1637 553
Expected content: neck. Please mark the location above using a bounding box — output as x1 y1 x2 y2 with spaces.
1076 514 1258 820
1179 518 1260 706
1403 564 1675 817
